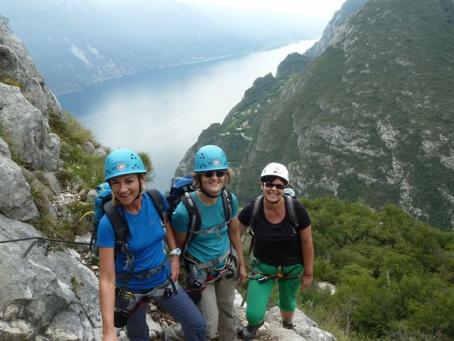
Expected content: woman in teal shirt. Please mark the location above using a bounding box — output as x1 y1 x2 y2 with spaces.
171 145 247 340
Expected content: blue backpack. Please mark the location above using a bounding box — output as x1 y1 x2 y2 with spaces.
166 176 195 220
90 182 165 257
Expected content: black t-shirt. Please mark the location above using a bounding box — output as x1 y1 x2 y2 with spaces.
238 198 311 266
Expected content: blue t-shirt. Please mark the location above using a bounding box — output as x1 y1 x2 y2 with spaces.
96 192 170 291
172 191 238 263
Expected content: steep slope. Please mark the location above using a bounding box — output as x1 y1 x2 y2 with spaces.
176 0 454 229
0 19 102 339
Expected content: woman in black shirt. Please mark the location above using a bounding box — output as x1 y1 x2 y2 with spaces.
238 163 314 339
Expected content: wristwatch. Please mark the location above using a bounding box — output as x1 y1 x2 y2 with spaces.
169 248 181 256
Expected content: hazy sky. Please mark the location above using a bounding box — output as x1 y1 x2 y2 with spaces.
177 0 346 21
82 0 346 24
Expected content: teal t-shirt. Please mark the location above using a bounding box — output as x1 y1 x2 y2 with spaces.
172 190 238 263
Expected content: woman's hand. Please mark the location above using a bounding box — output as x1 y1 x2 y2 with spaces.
170 255 180 282
238 263 248 282
300 273 313 291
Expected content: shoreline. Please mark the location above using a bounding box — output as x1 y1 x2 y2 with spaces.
54 38 318 96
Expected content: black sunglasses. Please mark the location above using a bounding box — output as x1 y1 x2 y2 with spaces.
203 170 226 178
264 182 285 190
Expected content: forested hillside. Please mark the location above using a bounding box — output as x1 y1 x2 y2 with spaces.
302 197 454 339
176 0 454 230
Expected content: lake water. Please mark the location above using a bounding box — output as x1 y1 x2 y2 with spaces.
58 40 316 191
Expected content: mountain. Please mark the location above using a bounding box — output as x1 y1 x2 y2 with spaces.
1 0 319 94
175 0 454 230
0 17 338 341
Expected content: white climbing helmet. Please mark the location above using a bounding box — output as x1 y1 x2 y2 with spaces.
260 162 289 184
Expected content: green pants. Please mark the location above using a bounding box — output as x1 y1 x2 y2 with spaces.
245 260 303 327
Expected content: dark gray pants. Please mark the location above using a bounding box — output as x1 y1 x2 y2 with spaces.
116 284 207 341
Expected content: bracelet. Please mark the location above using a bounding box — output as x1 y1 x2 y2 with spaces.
303 273 313 278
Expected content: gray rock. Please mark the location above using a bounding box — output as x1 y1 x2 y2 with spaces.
234 290 336 341
30 178 58 223
20 167 36 184
0 25 61 116
0 83 60 171
305 0 369 59
82 141 96 154
42 172 62 195
317 282 336 295
0 155 39 221
265 306 336 341
0 214 101 340
0 136 11 158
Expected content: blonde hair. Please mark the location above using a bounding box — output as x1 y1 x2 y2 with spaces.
192 170 231 190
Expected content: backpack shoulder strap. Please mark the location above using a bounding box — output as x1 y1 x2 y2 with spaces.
249 195 263 236
182 192 201 233
181 192 201 257
248 195 262 254
221 189 233 223
284 195 299 231
103 200 129 255
146 189 165 223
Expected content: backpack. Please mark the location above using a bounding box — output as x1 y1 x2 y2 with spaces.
248 194 299 253
90 182 165 258
167 176 195 220
166 175 233 257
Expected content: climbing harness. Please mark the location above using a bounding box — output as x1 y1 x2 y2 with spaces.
248 271 299 284
185 248 238 302
114 278 179 327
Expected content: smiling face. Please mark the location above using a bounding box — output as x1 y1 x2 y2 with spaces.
261 176 285 204
109 173 144 209
199 170 227 197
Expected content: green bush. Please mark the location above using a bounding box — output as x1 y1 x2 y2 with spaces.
301 197 454 339
49 111 105 189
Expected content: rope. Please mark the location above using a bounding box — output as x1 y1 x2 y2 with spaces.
0 236 91 258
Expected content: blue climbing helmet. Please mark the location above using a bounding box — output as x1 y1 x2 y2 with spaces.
193 145 228 172
104 148 147 181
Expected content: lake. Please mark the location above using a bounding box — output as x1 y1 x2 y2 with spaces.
58 40 316 191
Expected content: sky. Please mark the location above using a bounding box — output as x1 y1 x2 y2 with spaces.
177 0 346 21
80 0 346 26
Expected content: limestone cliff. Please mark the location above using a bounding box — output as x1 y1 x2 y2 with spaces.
0 18 102 339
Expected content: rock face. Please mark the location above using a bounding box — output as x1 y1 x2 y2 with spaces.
0 83 60 171
0 20 61 221
0 155 38 221
176 0 454 229
0 19 60 115
0 214 101 340
0 19 102 340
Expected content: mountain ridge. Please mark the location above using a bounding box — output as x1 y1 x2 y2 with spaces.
176 0 454 229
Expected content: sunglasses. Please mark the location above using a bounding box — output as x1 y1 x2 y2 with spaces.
263 182 285 190
203 170 226 178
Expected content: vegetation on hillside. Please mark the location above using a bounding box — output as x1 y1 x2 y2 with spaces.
41 111 154 240
299 197 454 340
49 111 105 190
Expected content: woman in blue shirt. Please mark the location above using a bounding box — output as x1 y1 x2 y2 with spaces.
97 148 206 341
